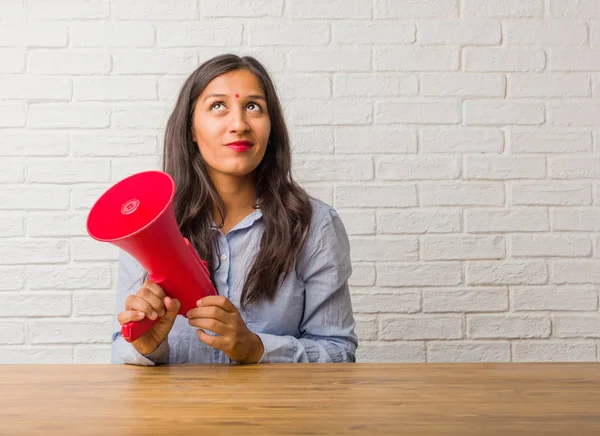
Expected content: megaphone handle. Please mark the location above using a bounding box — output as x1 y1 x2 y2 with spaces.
121 316 160 343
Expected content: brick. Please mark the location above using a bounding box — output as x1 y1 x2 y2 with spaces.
249 22 329 46
377 262 461 287
70 22 154 47
355 316 377 341
550 157 600 179
467 315 550 339
334 22 414 44
0 214 23 237
421 73 504 97
511 182 592 206
377 155 460 180
289 49 370 72
504 20 588 44
553 208 600 231
375 48 459 71
74 291 115 316
553 315 600 338
376 101 461 125
293 157 372 182
74 77 156 101
466 261 548 285
464 48 545 72
0 240 68 265
71 133 157 157
512 341 596 362
74 345 111 363
29 104 110 128
465 155 545 179
508 74 590 98
463 0 543 17
423 235 505 261
0 49 24 73
111 105 170 129
28 213 87 237
0 268 25 291
290 0 371 18
27 160 110 184
549 102 600 126
0 103 25 127
357 342 426 362
111 158 160 181
333 74 418 97
0 160 24 182
550 260 600 284
349 264 376 287
421 182 504 206
334 127 417 154
378 209 461 234
112 51 197 75
510 130 592 153
550 0 600 18
376 0 457 17
466 208 549 233
0 76 71 100
350 237 418 262
551 49 600 71
28 50 110 75
157 75 186 101
423 287 508 313
381 315 463 340
288 99 371 125
335 185 417 208
0 186 70 211
337 209 375 235
72 185 111 210
0 347 72 364
28 265 112 290
276 75 331 99
201 0 283 17
419 20 501 45
421 129 504 153
0 293 71 317
290 127 334 154
0 323 24 345
0 132 69 156
157 22 242 47
351 290 421 313
464 101 545 126
71 239 119 262
0 23 67 47
30 318 112 344
0 0 25 20
112 0 197 19
427 342 510 362
513 286 598 311
28 0 109 19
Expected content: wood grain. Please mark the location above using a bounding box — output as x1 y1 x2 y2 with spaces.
1 363 600 435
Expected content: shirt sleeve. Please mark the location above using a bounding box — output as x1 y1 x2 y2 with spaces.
111 249 170 366
256 207 358 363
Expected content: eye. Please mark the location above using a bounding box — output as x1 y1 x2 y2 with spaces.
246 102 263 112
210 102 226 111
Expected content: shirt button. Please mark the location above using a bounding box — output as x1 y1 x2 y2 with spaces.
221 254 227 261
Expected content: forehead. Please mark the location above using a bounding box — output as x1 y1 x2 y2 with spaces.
202 69 264 95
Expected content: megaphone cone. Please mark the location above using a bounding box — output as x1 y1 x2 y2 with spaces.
87 170 217 343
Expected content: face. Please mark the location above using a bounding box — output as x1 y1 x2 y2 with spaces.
191 69 271 181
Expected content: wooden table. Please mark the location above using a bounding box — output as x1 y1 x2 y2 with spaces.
1 363 600 435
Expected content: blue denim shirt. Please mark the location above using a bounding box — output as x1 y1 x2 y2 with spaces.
111 197 358 365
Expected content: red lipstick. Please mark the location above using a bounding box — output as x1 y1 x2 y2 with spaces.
226 140 253 152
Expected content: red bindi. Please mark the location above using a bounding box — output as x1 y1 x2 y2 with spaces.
235 93 239 98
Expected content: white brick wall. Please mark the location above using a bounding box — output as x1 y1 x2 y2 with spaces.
1 0 599 364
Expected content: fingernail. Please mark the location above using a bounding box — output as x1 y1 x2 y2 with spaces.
186 310 191 318
196 299 203 306
164 296 172 305
137 312 145 319
151 311 158 320
160 309 166 317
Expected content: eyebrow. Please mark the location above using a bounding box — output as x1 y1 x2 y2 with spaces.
203 93 266 102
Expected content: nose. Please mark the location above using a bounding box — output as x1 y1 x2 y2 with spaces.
229 106 250 134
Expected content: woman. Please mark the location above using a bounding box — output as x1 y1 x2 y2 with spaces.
112 54 358 365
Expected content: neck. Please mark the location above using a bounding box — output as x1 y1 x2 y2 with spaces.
209 171 257 228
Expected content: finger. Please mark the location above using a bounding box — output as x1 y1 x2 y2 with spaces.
186 305 230 322
117 310 146 326
196 329 226 350
125 294 161 320
162 297 180 321
143 279 167 300
188 317 228 336
137 287 166 317
197 295 237 313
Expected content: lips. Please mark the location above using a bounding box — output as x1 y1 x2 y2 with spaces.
226 140 253 152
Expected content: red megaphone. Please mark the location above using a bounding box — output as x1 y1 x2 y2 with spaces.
86 170 217 343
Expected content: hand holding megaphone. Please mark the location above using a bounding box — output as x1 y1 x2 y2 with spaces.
86 170 218 345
